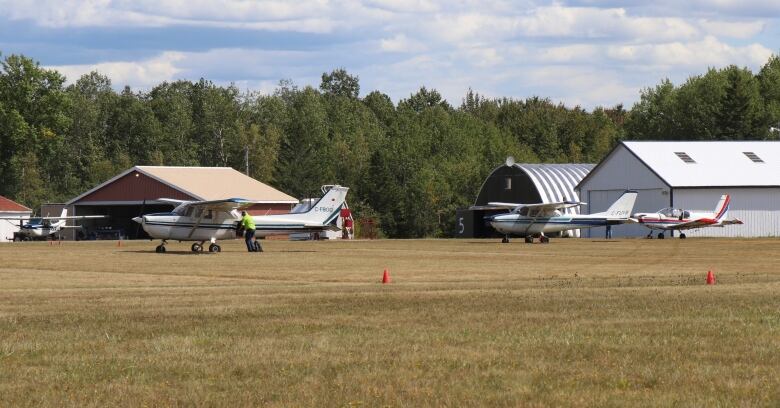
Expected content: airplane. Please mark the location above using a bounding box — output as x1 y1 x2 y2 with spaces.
0 208 107 241
474 190 638 243
132 185 349 253
631 194 743 239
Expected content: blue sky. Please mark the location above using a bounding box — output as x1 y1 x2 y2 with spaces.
1 0 779 109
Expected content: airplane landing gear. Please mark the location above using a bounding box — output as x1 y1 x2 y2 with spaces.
501 236 510 243
646 231 653 239
155 240 167 253
679 233 686 239
540 235 550 244
657 232 665 239
191 242 204 252
524 236 534 244
209 243 221 253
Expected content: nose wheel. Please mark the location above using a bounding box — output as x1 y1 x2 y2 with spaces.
679 233 686 239
657 232 665 239
209 243 221 253
155 244 166 253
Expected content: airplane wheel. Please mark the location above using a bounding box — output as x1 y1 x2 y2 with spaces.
540 236 550 244
191 243 202 252
501 236 509 243
657 233 665 239
524 236 534 244
679 233 686 239
209 244 221 253
155 245 166 253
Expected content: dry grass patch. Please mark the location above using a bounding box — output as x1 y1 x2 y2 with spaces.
1 238 779 406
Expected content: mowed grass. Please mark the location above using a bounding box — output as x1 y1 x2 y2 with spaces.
1 238 779 407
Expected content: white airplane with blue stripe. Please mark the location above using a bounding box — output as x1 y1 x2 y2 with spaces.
1 208 106 240
478 190 638 243
133 185 349 253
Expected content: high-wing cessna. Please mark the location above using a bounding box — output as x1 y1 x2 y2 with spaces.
133 185 349 253
0 208 106 240
474 190 638 243
631 194 742 239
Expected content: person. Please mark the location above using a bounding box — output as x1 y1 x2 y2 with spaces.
240 211 261 252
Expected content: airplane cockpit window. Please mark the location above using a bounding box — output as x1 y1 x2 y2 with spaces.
681 211 690 219
659 208 682 217
204 210 213 219
29 218 42 224
519 207 529 216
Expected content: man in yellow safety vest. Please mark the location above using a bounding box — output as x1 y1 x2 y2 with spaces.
240 211 261 252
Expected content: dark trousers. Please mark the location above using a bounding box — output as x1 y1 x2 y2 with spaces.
244 229 257 252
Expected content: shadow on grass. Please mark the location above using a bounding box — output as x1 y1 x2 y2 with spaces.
122 250 216 255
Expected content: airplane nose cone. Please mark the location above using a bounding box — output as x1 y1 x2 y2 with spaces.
132 216 143 224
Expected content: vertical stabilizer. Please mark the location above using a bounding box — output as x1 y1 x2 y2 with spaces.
713 195 730 220
265 186 349 225
597 190 638 219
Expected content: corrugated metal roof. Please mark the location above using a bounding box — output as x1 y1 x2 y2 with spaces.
622 141 780 187
68 166 298 205
0 195 32 213
514 163 594 205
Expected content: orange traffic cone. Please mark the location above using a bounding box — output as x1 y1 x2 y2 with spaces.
706 269 715 285
381 268 391 284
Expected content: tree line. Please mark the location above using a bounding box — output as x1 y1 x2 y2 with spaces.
1 53 778 237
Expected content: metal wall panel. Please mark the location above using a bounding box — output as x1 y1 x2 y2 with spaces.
583 188 667 238
673 188 780 237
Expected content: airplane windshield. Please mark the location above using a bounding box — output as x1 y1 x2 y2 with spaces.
659 208 683 218
28 218 43 224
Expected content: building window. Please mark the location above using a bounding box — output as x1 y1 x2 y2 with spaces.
743 152 764 163
674 152 696 163
505 177 512 190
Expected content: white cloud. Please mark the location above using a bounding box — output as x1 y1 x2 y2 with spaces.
48 52 186 88
380 34 427 53
698 19 766 39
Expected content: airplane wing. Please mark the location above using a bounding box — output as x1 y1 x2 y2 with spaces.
720 218 743 225
672 218 719 230
179 198 264 213
0 215 107 220
469 202 523 211
470 201 585 212
521 201 586 213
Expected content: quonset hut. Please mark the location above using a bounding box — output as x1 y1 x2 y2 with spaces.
455 158 594 238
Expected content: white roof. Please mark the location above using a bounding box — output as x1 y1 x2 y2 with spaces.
622 141 780 187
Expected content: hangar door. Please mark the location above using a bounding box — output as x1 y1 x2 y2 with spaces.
584 188 668 238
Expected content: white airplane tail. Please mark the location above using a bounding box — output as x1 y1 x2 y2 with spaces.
282 185 349 225
713 194 730 221
60 208 67 218
594 190 638 219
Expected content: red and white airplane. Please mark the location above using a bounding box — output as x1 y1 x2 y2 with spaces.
632 194 743 239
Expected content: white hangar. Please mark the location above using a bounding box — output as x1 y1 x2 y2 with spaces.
576 141 780 238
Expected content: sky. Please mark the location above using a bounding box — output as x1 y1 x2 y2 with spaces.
1 0 779 109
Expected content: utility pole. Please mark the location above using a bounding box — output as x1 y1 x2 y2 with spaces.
245 146 249 176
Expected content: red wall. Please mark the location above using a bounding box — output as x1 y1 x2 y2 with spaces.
75 171 194 203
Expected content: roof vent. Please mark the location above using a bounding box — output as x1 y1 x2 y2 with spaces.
743 152 764 163
674 152 695 164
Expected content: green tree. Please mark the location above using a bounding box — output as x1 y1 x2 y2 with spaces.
320 68 360 99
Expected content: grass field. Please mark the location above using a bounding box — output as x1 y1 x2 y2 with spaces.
1 238 779 406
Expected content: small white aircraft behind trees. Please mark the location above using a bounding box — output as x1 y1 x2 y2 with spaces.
133 185 349 253
631 194 742 239
0 208 107 241
474 190 638 243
